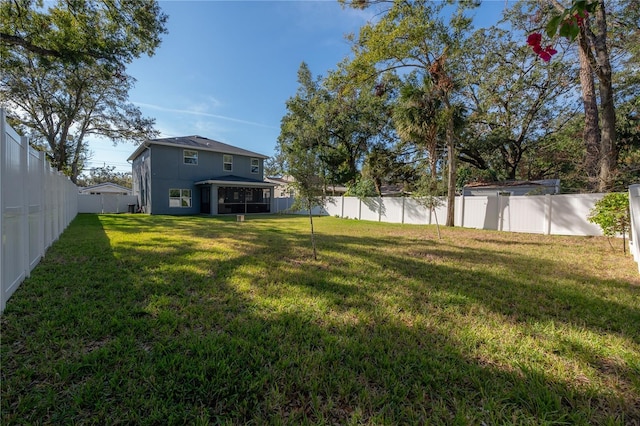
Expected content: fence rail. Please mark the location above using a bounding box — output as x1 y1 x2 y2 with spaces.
1 109 77 313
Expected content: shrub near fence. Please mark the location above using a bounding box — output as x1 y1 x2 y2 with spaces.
1 109 77 313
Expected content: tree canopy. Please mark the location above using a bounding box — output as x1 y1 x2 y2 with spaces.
0 0 167 183
275 0 639 205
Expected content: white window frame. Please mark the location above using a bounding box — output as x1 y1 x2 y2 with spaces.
250 158 259 174
223 154 233 172
169 188 192 207
183 149 198 165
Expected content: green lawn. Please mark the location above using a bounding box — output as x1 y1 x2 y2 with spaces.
1 214 639 425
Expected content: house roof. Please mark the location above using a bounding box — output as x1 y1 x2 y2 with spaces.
463 179 559 189
78 182 132 193
127 135 269 162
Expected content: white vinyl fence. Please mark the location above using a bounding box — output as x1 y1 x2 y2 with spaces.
1 109 78 313
283 193 610 237
629 184 640 272
78 193 139 213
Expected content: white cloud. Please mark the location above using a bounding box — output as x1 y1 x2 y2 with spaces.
133 101 278 129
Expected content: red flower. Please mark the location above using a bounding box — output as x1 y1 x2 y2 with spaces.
527 33 542 46
526 33 558 62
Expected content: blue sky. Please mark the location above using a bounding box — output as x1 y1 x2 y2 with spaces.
86 0 509 175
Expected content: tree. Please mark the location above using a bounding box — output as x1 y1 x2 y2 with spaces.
0 0 167 67
533 0 618 191
412 174 446 240
1 56 159 182
0 0 167 183
77 165 132 188
393 74 444 183
313 63 397 188
460 22 580 181
588 192 630 253
343 0 478 226
278 63 330 260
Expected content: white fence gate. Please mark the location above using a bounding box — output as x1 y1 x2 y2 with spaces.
1 109 78 313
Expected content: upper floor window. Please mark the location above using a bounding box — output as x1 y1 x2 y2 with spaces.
223 154 233 172
251 158 259 174
184 150 198 165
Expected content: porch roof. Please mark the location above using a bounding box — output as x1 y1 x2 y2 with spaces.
195 175 275 188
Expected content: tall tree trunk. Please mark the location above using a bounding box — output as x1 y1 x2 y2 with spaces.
578 34 601 190
445 110 456 227
308 199 317 260
593 1 617 191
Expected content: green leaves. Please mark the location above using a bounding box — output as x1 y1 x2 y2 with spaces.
588 192 630 246
545 0 599 42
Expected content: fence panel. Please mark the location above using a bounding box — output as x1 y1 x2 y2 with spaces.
549 194 603 236
381 198 404 223
1 119 27 310
500 195 547 234
77 194 139 213
1 109 77 313
461 196 498 230
629 185 640 272
28 147 44 271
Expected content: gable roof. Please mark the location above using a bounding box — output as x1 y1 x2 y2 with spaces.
127 135 269 161
78 182 132 194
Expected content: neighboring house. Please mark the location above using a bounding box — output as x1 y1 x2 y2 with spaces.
78 182 132 196
462 179 560 196
127 135 274 215
266 175 348 198
266 176 295 198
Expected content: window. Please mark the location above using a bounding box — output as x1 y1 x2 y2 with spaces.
169 188 192 207
223 154 233 172
184 150 198 165
250 158 259 174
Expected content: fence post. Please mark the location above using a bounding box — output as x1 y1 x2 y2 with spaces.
460 194 465 228
341 195 344 218
629 185 640 273
21 136 29 279
401 196 405 224
544 194 552 235
0 109 5 311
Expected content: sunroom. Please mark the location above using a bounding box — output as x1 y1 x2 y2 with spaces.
195 177 274 215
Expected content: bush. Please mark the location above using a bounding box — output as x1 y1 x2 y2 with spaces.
588 192 630 252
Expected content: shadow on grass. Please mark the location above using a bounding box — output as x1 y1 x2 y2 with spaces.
1 214 638 425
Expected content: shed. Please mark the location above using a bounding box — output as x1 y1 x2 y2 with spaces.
462 179 560 196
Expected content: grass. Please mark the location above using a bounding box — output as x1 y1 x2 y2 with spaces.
1 213 639 425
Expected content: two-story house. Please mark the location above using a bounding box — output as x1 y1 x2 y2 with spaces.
127 135 274 215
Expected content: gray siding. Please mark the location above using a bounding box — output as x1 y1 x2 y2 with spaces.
132 148 152 213
133 144 265 215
